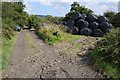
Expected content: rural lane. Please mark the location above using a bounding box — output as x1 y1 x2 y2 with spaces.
2 30 102 78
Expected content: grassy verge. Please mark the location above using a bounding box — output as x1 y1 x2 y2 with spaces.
25 33 38 54
35 23 83 45
1 36 16 70
90 28 120 78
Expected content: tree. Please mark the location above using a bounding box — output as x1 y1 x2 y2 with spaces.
44 15 54 22
104 11 116 23
53 17 59 22
29 15 42 29
70 2 93 14
64 2 93 21
13 2 25 13
112 12 120 27
70 2 80 11
2 2 29 39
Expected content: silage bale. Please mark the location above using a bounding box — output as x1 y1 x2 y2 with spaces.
93 29 103 37
89 21 99 30
106 29 112 33
75 19 88 29
81 13 86 20
71 27 79 35
85 21 89 27
66 19 74 29
98 21 110 33
97 16 107 23
108 23 114 29
86 14 97 23
71 12 82 20
80 28 92 36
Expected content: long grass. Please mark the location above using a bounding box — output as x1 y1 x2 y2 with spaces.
90 28 120 78
35 23 84 45
1 36 16 70
25 33 38 54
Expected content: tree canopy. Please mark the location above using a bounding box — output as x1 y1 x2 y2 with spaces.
2 2 29 39
63 2 93 21
104 11 120 27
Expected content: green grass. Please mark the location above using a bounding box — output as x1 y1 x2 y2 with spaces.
90 28 120 78
1 36 16 70
46 33 84 45
35 23 84 45
25 33 38 54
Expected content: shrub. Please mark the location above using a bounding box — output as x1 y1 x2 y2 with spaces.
35 26 62 45
90 28 120 78
2 23 15 40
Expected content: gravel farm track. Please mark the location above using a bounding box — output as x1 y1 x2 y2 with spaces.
2 29 103 79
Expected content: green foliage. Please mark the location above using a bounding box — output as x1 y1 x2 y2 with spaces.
35 26 60 45
64 11 75 21
44 15 53 21
1 36 16 70
59 17 64 22
35 23 83 45
2 2 29 39
70 2 93 14
104 11 115 23
104 11 120 28
2 2 28 70
91 28 120 78
43 15 59 23
2 22 15 40
13 2 25 13
53 17 59 22
64 2 93 21
112 12 120 27
28 15 42 29
2 2 29 27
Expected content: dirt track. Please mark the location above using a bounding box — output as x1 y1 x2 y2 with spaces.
2 30 102 78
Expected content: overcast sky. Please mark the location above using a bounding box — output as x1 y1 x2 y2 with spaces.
23 0 119 17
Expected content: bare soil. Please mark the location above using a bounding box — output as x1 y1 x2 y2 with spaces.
2 30 102 78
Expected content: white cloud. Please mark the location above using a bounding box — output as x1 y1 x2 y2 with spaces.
38 0 53 6
37 0 79 6
59 0 78 4
52 3 66 16
24 0 119 3
82 2 118 15
23 0 118 16
23 2 31 12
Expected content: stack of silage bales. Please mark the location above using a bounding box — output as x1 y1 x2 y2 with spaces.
65 12 113 37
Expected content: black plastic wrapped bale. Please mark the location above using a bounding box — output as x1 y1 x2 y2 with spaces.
93 29 103 37
85 21 89 27
108 23 114 29
63 21 66 25
97 16 107 23
99 21 110 33
66 19 74 29
80 28 92 36
106 18 110 23
89 21 99 30
71 12 82 20
81 13 86 20
76 19 87 29
86 14 97 23
106 29 112 33
71 27 79 35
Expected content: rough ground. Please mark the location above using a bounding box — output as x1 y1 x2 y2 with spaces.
2 30 102 78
